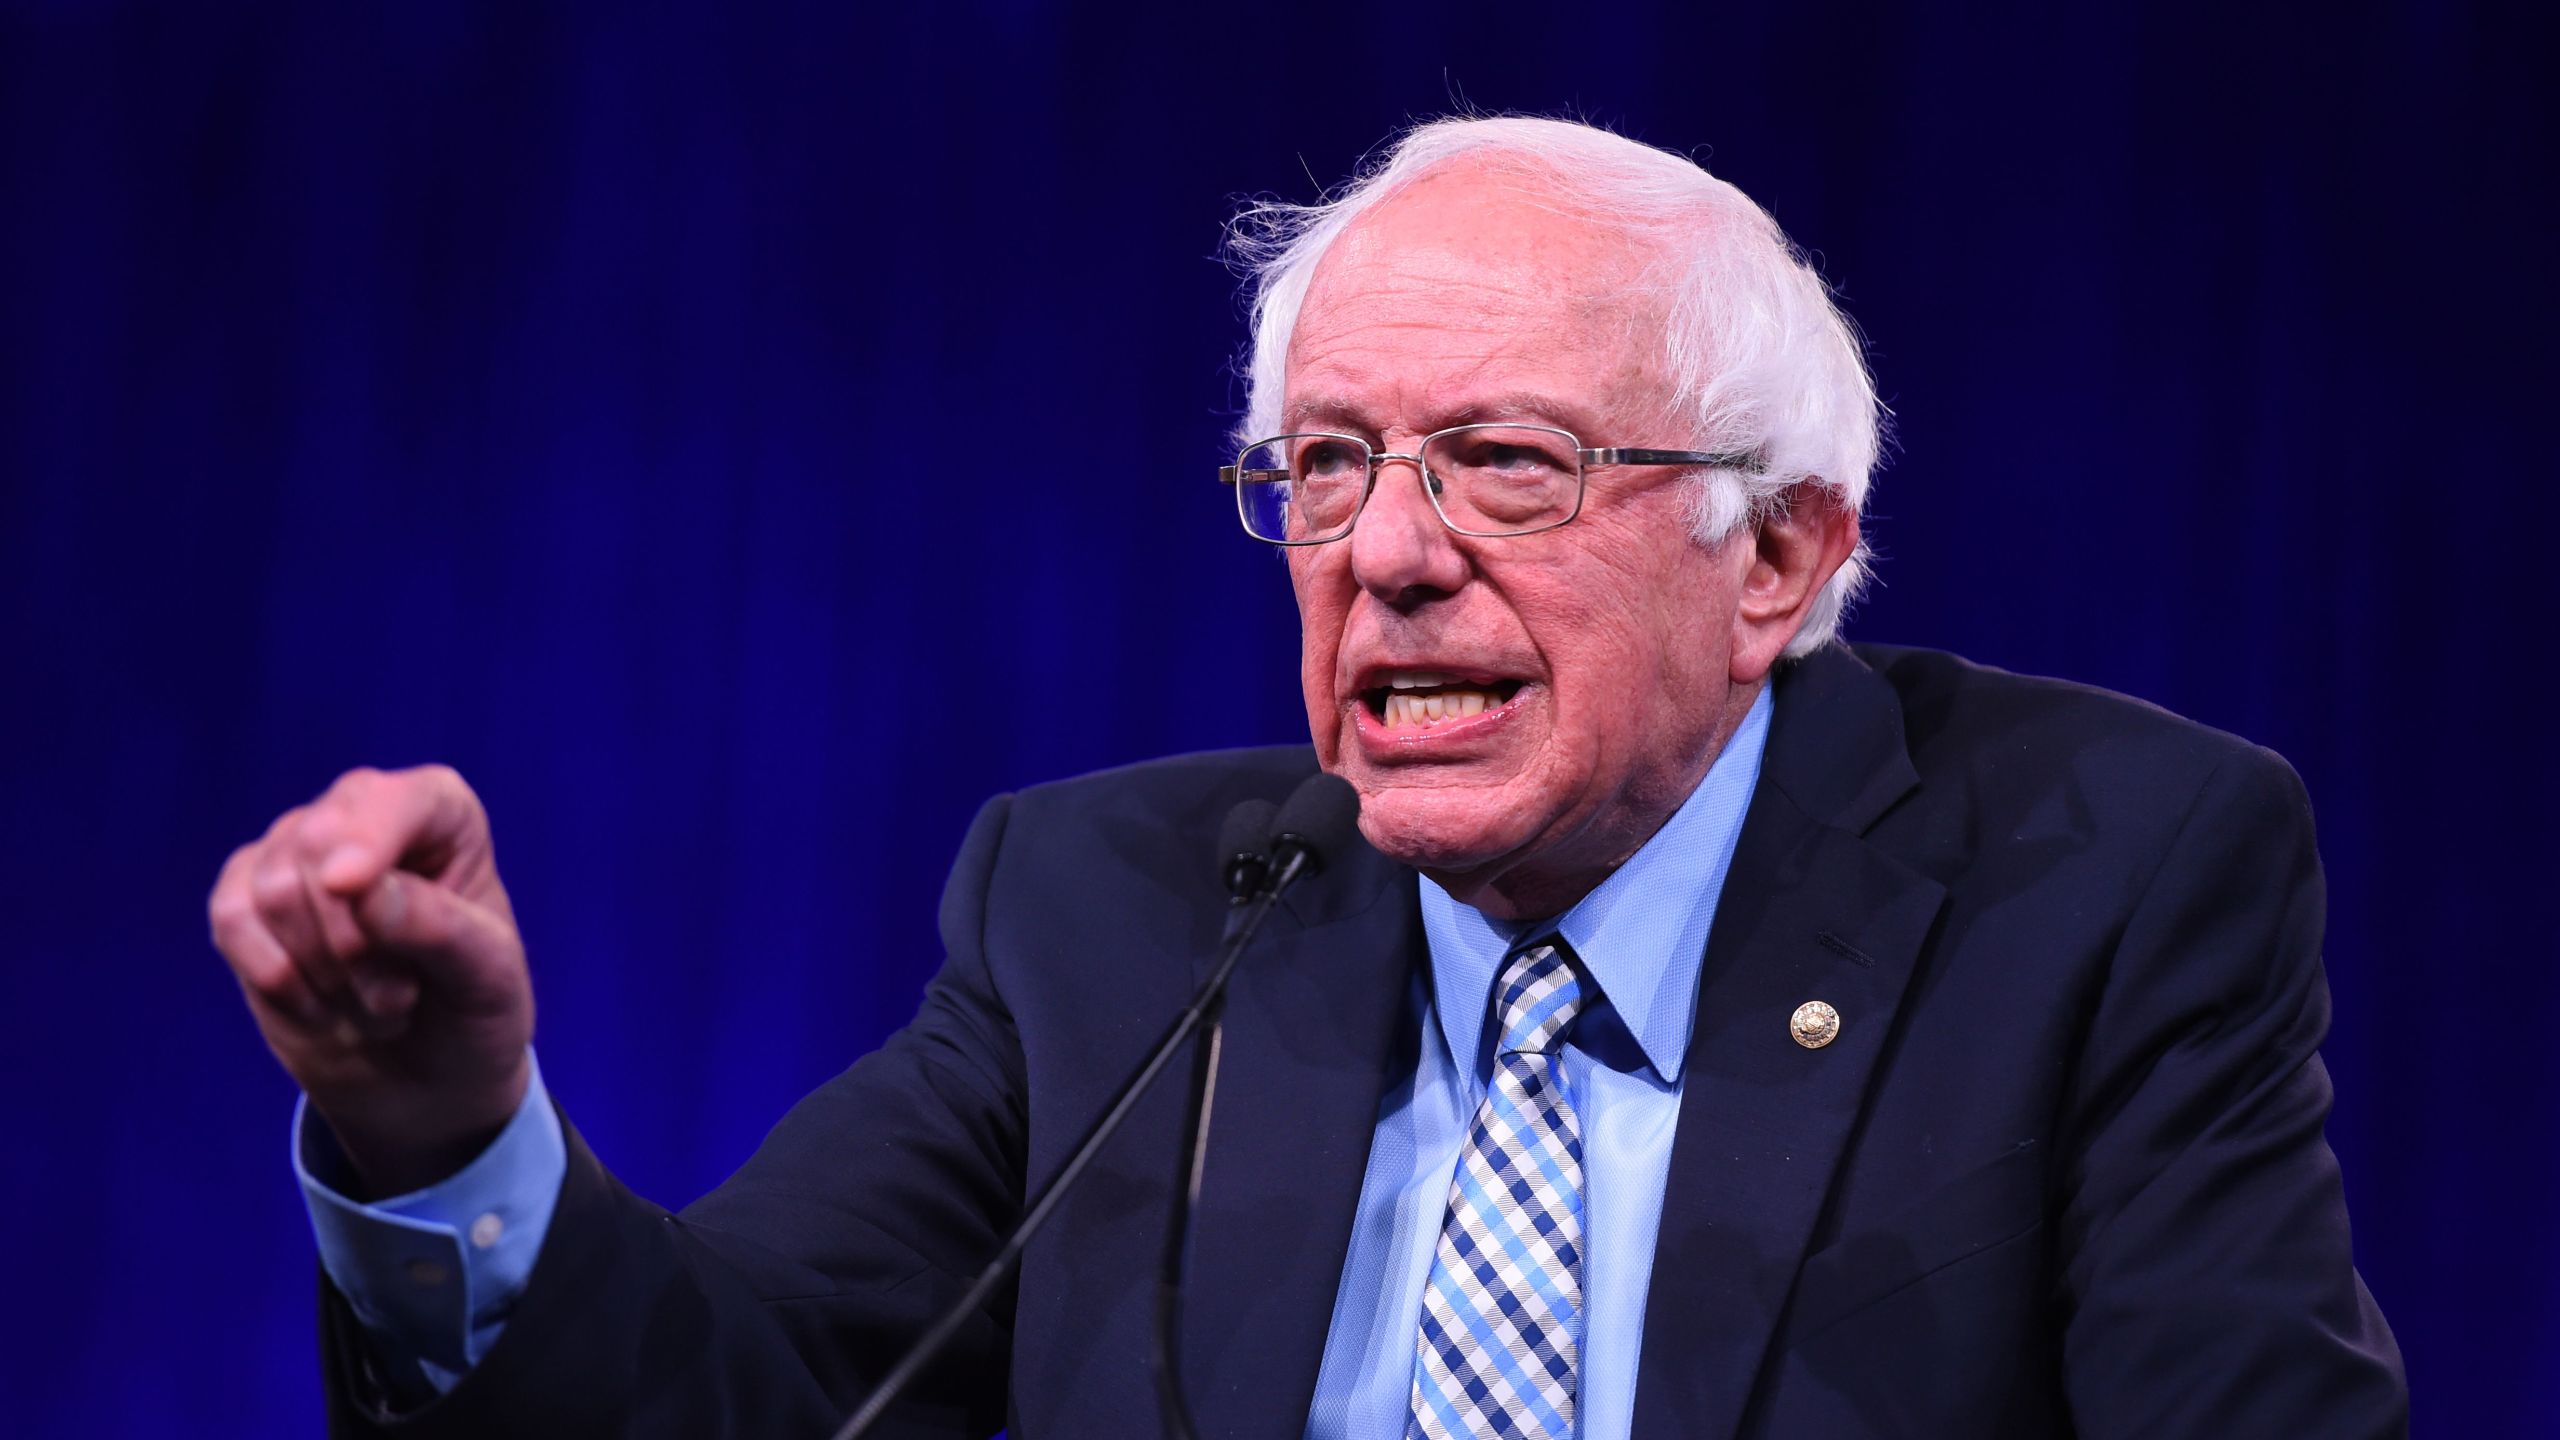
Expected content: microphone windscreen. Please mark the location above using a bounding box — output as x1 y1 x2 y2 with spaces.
1271 772 1362 873
1217 798 1280 891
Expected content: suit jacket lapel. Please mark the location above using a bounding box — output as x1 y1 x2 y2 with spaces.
1632 645 1946 1439
1179 838 1423 1440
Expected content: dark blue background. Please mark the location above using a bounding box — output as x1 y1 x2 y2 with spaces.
2 1 2547 1433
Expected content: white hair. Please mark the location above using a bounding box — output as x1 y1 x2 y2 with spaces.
1226 115 1883 656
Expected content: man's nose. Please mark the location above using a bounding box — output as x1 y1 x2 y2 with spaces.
1346 451 1471 605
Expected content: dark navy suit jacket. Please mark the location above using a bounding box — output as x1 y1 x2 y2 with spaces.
320 643 2408 1437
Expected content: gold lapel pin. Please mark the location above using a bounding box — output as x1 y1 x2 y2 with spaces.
1790 1000 1841 1049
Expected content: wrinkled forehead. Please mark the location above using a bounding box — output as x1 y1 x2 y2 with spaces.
1284 166 1670 431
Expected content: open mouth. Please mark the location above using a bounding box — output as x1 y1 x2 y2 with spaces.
1360 671 1528 731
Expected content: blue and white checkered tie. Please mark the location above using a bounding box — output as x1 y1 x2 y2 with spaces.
1408 941 1588 1439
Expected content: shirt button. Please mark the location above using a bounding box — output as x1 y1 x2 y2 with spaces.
469 1213 505 1249
406 1258 449 1288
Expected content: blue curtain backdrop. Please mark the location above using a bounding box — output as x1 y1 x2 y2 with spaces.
2 1 2548 1433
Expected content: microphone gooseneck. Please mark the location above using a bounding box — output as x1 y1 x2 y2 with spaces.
1154 772 1358 1439
834 773 1359 1440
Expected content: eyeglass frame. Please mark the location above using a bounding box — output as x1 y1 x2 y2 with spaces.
1215 422 1767 546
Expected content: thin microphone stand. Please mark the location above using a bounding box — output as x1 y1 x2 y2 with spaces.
1151 991 1225 1440
830 848 1311 1440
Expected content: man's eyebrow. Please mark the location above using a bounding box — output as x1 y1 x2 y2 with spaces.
1277 390 1606 435
1279 395 1372 432
1434 391 1601 434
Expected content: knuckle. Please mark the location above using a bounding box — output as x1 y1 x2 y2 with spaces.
319 766 409 840
321 767 384 817
296 809 344 851
249 862 304 913
234 951 291 993
261 804 309 843
215 840 259 887
209 848 265 941
207 895 257 949
411 762 488 831
412 762 472 801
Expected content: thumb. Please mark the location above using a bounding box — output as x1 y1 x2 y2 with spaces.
350 871 523 1006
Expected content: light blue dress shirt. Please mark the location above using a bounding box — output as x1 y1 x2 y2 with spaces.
299 685 1773 1432
1303 684 1770 1438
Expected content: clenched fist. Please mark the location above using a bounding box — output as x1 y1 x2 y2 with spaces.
209 764 534 1198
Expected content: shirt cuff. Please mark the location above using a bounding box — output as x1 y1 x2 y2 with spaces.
295 1054 565 1390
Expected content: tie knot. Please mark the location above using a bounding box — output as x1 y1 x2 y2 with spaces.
1492 943 1585 1057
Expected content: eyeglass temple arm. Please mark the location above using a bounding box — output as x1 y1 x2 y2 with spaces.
1580 447 1768 474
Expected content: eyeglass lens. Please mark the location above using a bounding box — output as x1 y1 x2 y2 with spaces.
1235 425 1581 542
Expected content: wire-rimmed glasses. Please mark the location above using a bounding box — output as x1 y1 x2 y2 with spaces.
1216 423 1764 545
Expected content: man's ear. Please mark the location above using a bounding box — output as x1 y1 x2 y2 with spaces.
1731 482 1859 684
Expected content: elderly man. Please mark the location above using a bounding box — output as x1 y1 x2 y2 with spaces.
212 117 2406 1437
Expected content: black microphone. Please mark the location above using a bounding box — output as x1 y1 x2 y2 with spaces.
1264 772 1360 890
1217 797 1279 899
833 773 1360 1440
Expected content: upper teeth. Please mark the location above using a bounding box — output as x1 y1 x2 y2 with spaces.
1377 674 1509 730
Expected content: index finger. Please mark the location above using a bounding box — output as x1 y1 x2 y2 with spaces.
305 764 484 896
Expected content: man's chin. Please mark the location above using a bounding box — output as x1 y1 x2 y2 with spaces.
1351 790 1528 878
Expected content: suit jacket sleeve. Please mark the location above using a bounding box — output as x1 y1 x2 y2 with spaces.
320 794 1030 1439
2054 745 2406 1436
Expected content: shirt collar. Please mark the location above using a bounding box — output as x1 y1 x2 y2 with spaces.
1417 683 1773 1086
